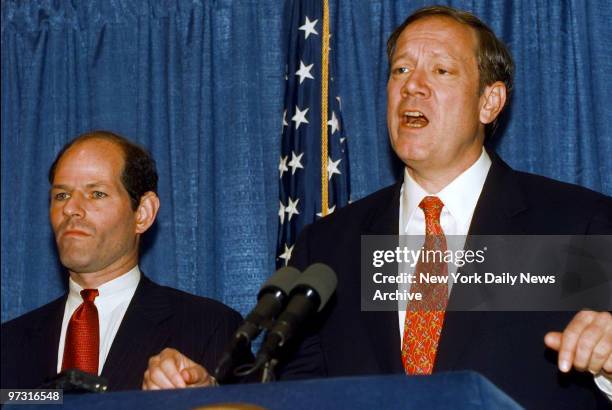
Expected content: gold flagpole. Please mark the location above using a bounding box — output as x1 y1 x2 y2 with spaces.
320 0 330 216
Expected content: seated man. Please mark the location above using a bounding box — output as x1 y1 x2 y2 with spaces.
141 6 611 408
1 131 239 390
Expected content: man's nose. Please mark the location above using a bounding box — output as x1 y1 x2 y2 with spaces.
62 193 85 218
401 67 430 98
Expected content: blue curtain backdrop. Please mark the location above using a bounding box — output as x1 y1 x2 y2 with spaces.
2 0 611 322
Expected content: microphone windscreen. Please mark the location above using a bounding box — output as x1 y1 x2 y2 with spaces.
292 263 338 311
258 266 301 298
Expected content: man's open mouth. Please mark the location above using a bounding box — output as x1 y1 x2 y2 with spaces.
402 111 429 128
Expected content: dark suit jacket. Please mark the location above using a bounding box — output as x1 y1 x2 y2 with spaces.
1 275 243 391
279 153 612 409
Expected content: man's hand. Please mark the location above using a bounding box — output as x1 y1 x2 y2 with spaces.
544 310 612 375
142 348 217 390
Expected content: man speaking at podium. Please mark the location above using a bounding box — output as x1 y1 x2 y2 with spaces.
1 131 241 390
276 5 612 409
142 5 611 408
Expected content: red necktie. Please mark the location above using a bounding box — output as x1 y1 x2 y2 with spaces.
62 289 100 375
402 196 448 375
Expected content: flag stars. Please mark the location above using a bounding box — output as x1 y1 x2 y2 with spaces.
278 201 286 224
283 109 288 128
278 155 289 178
299 16 319 39
316 205 336 218
295 60 315 84
285 197 300 221
291 105 309 129
328 111 340 134
278 243 294 266
327 157 342 180
288 151 304 175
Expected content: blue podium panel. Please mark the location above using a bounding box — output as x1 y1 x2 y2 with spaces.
12 371 521 410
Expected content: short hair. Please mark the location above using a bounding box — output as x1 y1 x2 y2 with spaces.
386 5 515 138
48 130 158 210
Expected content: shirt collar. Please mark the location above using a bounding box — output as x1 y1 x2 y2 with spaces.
68 265 141 301
401 148 491 231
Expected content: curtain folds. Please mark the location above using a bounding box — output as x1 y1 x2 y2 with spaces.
2 0 610 321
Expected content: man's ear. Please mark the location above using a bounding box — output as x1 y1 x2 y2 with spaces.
479 81 507 125
135 192 160 234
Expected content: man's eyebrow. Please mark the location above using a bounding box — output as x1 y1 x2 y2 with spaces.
392 49 461 64
431 51 461 63
84 182 109 189
390 51 414 63
50 184 70 190
50 182 109 190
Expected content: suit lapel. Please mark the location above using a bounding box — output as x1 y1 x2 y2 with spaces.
361 182 404 374
25 296 65 385
101 276 174 389
468 151 528 236
437 152 529 370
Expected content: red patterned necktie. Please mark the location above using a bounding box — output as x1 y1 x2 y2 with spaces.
62 289 100 375
402 196 448 375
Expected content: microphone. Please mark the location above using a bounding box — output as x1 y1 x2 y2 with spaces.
214 266 300 382
253 263 337 375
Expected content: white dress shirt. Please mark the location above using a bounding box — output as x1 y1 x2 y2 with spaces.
57 266 141 374
397 148 491 338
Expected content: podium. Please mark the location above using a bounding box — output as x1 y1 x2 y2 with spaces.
16 371 521 409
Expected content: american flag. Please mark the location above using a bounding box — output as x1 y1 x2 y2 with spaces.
277 0 351 267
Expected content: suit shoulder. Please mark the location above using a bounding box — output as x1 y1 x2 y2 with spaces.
153 283 243 323
515 170 610 202
1 295 65 332
512 170 612 232
515 170 612 212
305 183 400 233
